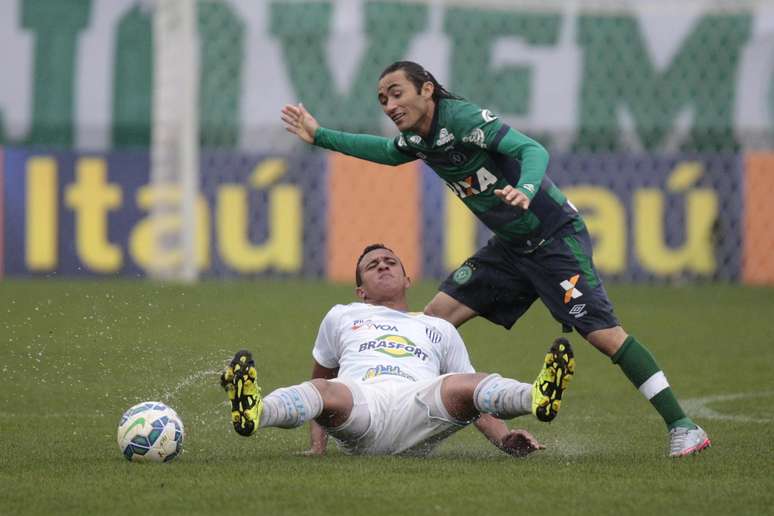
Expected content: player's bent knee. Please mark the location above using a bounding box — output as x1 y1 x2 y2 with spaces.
586 326 628 356
443 373 490 395
320 380 369 440
311 378 350 402
309 378 330 393
311 379 354 425
440 373 489 421
424 293 477 327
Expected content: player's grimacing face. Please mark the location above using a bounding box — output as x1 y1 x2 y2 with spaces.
377 70 433 133
357 248 409 301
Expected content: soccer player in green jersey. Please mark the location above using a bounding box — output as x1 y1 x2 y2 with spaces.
280 61 710 457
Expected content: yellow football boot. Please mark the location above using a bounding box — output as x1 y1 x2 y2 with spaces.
532 337 575 422
220 350 263 436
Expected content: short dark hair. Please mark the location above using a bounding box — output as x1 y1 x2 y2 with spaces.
379 61 461 103
355 243 405 286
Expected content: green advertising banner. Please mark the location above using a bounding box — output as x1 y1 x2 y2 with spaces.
0 0 771 152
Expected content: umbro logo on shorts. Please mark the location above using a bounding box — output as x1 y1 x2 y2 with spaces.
569 304 587 318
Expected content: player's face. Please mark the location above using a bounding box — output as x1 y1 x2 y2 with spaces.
356 248 410 303
377 70 434 135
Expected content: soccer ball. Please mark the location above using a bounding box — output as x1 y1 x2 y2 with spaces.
117 401 184 463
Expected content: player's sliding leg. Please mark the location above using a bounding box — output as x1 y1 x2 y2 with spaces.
256 382 325 429
603 333 711 457
221 350 353 436
471 338 575 421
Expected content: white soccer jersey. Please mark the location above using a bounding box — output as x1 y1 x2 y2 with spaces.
312 303 475 383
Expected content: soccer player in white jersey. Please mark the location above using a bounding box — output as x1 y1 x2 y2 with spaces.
221 244 575 457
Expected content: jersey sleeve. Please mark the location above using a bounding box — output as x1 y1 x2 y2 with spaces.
314 127 416 166
451 101 505 152
453 101 549 201
493 127 549 201
438 321 476 374
312 305 345 369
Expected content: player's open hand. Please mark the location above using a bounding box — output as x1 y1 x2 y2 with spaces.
499 429 544 457
281 103 319 144
494 185 530 210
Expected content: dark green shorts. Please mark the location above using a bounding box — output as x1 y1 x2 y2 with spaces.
439 226 619 337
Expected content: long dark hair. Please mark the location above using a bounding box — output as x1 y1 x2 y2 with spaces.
379 61 461 102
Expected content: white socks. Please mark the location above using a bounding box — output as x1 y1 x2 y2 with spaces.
473 373 532 419
259 381 324 429
257 375 532 428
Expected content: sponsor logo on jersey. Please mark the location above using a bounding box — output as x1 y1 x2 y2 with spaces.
520 183 536 194
462 128 487 149
352 320 399 332
436 128 455 146
560 274 583 304
397 135 407 148
425 326 442 344
358 334 429 361
481 109 498 123
569 303 587 318
362 365 416 382
409 135 423 145
445 167 499 199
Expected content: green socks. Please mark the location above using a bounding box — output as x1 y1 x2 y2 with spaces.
611 336 695 430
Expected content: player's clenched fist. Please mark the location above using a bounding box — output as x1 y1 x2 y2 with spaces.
494 185 531 210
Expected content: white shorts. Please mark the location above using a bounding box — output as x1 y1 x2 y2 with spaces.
327 374 469 456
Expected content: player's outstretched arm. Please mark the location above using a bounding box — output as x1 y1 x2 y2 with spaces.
280 103 414 166
281 103 319 144
474 414 544 457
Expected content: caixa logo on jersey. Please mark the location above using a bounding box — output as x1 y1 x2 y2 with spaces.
351 320 399 332
445 167 499 199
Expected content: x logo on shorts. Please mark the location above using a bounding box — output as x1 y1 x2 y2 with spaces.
560 274 583 304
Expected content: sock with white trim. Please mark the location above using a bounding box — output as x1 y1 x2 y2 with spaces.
611 336 694 430
259 382 324 429
472 373 532 419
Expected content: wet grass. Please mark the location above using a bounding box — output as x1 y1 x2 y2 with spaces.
1 280 773 515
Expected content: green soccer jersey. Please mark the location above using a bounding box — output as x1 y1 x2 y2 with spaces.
314 98 582 250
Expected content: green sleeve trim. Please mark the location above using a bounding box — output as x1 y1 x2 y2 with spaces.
313 127 415 166
493 127 549 200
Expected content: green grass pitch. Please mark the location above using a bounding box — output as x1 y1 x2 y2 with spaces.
1 279 773 515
